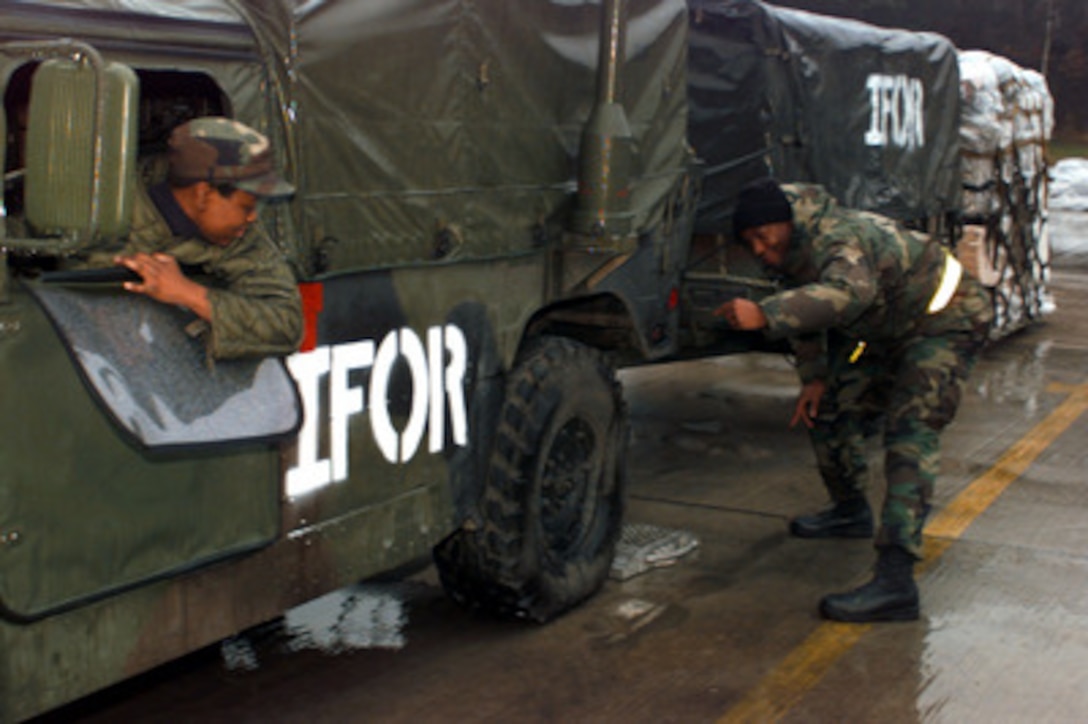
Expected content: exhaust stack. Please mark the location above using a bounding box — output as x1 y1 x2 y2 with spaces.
569 0 636 248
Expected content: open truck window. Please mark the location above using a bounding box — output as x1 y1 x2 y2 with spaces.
3 62 33 219
134 69 228 156
4 65 228 232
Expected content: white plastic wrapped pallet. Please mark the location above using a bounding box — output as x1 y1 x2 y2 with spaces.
957 49 1055 338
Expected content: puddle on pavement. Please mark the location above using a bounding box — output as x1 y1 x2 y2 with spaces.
221 582 415 672
972 340 1053 413
583 596 689 648
284 583 408 654
706 354 799 401
919 593 1088 721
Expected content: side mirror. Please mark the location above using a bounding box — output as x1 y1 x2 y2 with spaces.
24 56 138 245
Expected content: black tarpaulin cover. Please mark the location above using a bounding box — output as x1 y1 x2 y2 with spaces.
687 0 962 234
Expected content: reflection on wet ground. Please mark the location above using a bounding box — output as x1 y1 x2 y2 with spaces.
919 541 1088 722
972 340 1051 413
220 582 417 674
283 583 409 654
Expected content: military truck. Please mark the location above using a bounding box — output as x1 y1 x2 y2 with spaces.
0 0 1052 719
685 0 1054 338
0 0 701 719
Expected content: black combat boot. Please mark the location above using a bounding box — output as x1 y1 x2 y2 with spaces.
789 497 873 539
818 545 920 622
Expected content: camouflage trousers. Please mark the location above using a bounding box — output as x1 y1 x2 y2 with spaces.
808 327 987 558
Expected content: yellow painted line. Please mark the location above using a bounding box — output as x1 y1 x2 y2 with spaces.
925 382 1088 542
720 382 1088 724
719 623 872 724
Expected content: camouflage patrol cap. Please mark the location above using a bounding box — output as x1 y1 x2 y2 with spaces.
168 117 294 198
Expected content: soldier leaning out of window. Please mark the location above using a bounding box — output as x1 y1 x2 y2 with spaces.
75 116 303 360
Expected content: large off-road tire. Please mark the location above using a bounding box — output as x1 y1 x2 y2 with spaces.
434 336 628 622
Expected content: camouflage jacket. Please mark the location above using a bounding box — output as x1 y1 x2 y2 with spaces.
78 182 303 360
759 184 992 381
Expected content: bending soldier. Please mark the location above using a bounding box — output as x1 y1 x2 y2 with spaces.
716 178 992 622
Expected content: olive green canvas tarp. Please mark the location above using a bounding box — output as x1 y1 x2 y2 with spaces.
687 0 962 234
9 1 693 275
9 0 241 21
285 0 691 272
0 1 253 56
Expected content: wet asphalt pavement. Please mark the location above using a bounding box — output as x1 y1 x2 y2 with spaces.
38 213 1088 723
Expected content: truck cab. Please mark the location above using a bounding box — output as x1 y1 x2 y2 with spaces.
0 2 702 719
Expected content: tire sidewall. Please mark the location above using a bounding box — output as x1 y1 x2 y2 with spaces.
520 345 626 611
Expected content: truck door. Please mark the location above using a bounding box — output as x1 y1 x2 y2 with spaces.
0 53 297 622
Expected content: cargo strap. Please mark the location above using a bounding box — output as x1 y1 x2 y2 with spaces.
926 252 963 314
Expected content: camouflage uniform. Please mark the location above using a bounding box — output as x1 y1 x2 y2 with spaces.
75 118 303 360
117 186 302 359
758 184 992 557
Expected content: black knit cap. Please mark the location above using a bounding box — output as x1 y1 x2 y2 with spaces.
733 178 792 238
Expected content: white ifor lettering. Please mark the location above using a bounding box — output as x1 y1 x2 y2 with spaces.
286 348 332 497
865 74 887 147
430 325 468 452
285 325 471 498
330 341 375 480
864 74 925 150
370 329 429 464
